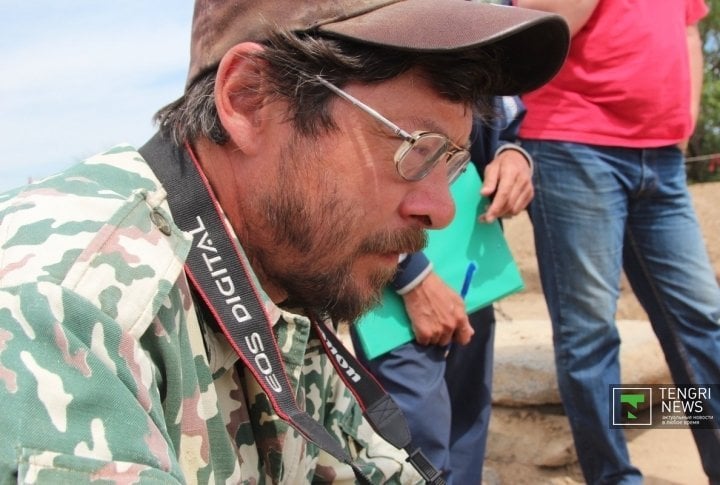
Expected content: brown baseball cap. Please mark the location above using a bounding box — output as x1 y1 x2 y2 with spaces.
188 0 569 95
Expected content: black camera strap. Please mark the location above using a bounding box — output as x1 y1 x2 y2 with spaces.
140 134 445 484
310 316 445 484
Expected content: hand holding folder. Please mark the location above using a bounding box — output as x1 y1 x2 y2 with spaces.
354 164 524 359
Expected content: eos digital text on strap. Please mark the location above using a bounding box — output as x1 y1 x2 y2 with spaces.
140 133 446 484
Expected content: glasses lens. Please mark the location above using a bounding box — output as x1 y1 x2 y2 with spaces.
396 134 448 181
447 150 471 184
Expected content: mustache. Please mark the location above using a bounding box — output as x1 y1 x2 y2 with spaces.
359 227 427 255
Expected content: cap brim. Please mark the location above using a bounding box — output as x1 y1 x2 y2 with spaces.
318 0 569 95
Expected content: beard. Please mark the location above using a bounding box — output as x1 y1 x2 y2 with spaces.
273 226 427 322
242 137 427 322
252 190 427 322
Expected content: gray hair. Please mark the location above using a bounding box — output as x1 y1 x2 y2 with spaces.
154 30 501 145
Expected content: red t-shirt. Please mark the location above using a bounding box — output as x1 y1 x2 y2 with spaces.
519 0 709 148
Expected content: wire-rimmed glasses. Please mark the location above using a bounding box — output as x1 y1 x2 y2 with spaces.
315 76 471 184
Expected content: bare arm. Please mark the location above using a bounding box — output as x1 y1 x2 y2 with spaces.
687 23 704 133
678 23 704 152
514 0 600 36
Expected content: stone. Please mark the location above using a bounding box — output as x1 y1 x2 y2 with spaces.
492 319 672 407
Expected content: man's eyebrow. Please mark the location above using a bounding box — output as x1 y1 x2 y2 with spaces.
418 117 472 149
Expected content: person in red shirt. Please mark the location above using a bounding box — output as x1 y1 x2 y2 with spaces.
515 1 720 483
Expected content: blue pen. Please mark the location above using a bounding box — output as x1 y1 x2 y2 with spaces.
460 261 477 300
446 261 478 355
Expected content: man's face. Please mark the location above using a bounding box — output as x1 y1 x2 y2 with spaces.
246 70 472 321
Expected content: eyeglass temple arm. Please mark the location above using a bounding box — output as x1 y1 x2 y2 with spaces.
315 76 414 141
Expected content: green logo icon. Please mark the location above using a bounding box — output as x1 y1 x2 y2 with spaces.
612 387 652 426
620 393 646 420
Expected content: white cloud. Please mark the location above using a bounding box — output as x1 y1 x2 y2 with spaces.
0 2 194 191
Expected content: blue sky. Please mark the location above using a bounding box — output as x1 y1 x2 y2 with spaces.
0 2 194 192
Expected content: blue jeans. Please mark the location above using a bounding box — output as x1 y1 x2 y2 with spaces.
523 140 720 484
351 306 495 484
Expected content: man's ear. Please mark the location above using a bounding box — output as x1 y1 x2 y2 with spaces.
214 42 269 156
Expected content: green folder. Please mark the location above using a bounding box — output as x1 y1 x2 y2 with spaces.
354 163 525 359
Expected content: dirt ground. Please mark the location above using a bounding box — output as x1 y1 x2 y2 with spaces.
487 181 719 484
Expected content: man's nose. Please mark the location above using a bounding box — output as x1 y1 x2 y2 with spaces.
399 170 456 229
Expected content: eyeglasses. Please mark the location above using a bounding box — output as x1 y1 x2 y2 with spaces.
315 76 471 184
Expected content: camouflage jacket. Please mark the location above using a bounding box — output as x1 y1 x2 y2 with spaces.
0 144 422 484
